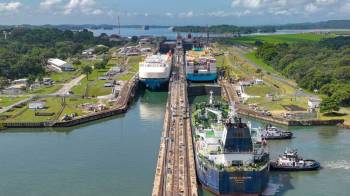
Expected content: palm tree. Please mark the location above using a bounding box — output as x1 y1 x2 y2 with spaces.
82 65 93 80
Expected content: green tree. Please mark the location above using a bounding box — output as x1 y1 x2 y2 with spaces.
94 61 106 69
320 97 340 113
82 65 93 80
0 77 9 89
73 59 81 65
27 75 36 88
94 45 109 55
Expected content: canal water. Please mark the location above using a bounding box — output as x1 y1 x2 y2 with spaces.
0 92 349 195
90 27 350 39
0 89 167 196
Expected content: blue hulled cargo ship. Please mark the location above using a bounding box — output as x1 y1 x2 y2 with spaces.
186 47 217 82
192 93 269 195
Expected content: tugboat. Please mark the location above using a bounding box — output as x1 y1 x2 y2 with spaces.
260 124 293 140
270 149 321 171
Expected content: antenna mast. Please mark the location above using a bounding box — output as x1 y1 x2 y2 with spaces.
118 16 121 35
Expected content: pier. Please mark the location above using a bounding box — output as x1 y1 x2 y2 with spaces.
152 53 198 196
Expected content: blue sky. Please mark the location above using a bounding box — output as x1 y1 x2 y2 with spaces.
0 0 350 25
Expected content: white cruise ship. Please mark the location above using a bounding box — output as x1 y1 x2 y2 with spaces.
139 53 172 90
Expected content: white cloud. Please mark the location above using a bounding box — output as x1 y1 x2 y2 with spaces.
340 2 350 13
179 11 194 18
92 9 102 15
165 12 174 17
0 2 22 12
305 3 318 13
208 9 252 17
243 0 261 8
63 0 98 15
40 0 62 10
316 0 337 5
231 0 240 7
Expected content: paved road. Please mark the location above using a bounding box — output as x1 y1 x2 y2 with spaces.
51 74 86 96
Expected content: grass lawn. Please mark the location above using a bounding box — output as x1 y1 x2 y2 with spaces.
246 96 308 113
245 51 279 75
32 84 63 95
72 68 107 96
6 97 64 122
48 71 80 84
4 97 101 123
59 97 98 119
117 56 143 81
0 96 29 108
71 58 124 97
215 54 249 79
232 33 335 45
320 107 350 125
245 84 276 97
87 79 113 97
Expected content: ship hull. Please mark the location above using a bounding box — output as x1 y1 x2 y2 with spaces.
186 73 217 82
139 78 169 90
195 156 269 195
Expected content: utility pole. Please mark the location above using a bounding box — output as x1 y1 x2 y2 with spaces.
118 16 121 35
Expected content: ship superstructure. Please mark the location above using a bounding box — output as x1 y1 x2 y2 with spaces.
192 92 269 195
185 47 217 82
139 53 172 90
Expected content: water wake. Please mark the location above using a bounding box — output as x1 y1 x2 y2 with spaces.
262 182 282 196
323 160 350 170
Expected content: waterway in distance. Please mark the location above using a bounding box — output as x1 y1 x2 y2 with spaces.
90 27 350 39
0 92 349 195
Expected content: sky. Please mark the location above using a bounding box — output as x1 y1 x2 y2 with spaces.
0 0 350 26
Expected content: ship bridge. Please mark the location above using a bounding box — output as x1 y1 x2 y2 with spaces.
222 118 253 153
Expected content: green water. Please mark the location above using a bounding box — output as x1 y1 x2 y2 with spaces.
0 92 349 195
0 90 167 196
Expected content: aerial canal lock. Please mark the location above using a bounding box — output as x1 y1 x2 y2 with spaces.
152 51 198 196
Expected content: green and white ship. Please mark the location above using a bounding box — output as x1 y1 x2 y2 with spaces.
192 92 270 195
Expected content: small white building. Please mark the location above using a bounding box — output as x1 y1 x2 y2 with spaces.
48 58 74 72
12 78 28 85
308 98 321 109
255 79 264 85
29 101 46 110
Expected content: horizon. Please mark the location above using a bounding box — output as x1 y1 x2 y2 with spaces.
3 19 350 27
1 0 350 26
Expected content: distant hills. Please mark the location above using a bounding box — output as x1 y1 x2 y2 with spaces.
276 20 350 30
173 20 350 34
1 20 350 33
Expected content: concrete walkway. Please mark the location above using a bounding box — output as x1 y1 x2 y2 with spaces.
51 74 86 96
0 96 35 114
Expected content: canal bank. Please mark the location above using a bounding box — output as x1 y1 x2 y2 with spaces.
0 89 167 196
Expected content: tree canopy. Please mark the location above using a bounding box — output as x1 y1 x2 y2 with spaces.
0 27 125 80
255 36 350 111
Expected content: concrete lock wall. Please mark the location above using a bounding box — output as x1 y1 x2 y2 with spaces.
187 84 222 97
